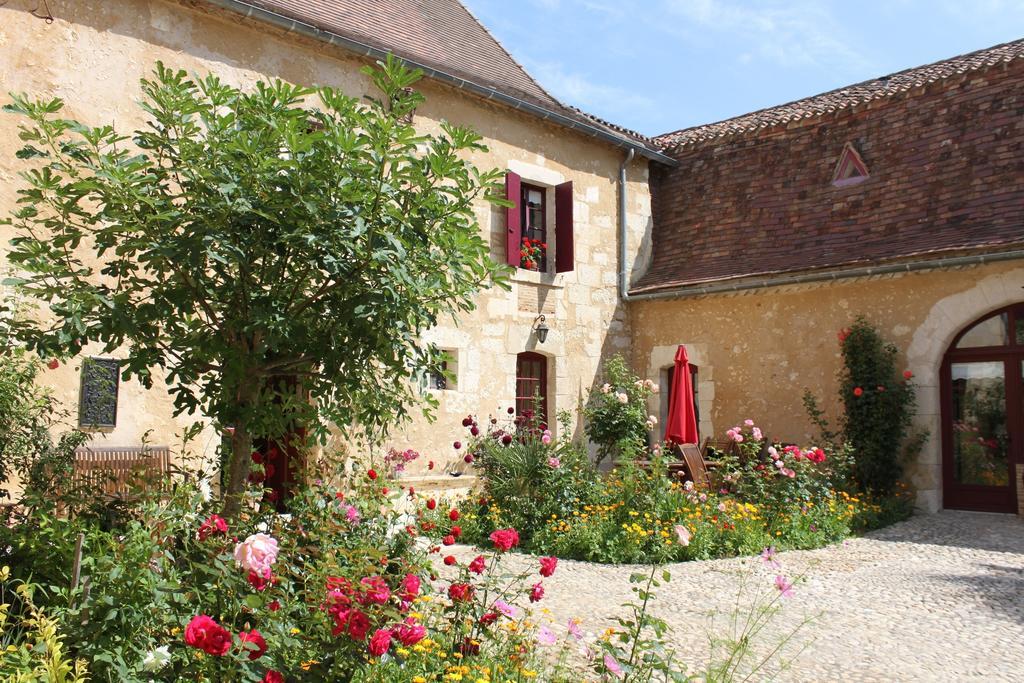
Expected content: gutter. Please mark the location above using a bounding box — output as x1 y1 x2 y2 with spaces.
626 248 1024 301
201 0 677 166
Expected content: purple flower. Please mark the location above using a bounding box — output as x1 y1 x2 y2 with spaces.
761 546 780 569
493 599 517 618
536 625 557 646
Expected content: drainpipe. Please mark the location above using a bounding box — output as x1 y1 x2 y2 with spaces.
626 248 1024 300
617 148 636 302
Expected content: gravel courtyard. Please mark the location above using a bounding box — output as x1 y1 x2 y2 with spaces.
448 511 1024 681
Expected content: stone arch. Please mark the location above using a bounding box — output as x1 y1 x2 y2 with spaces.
906 266 1024 511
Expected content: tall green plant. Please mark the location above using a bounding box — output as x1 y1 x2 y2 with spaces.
583 355 657 466
3 57 509 516
838 317 917 494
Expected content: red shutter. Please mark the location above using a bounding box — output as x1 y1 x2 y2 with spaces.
555 180 574 273
505 171 521 267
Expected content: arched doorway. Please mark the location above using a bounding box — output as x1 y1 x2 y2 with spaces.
941 304 1023 512
515 351 549 427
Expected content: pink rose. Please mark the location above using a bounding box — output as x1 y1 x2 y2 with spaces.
359 576 391 605
233 533 279 576
673 524 691 546
529 582 544 602
468 555 486 574
400 573 421 602
547 457 561 468
262 672 284 683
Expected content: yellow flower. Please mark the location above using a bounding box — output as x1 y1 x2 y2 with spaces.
290 628 301 635
413 678 427 683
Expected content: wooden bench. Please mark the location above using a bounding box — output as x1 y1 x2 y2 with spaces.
72 446 171 498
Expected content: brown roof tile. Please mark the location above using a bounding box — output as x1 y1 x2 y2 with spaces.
634 44 1024 294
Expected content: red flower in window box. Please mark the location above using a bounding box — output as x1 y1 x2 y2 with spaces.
519 238 546 271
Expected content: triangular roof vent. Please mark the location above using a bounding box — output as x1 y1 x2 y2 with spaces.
832 143 869 187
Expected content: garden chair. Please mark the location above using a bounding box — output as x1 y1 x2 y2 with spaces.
674 442 720 489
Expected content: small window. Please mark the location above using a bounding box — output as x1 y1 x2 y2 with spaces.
79 357 120 428
831 143 869 187
428 350 458 391
519 183 547 271
515 352 549 426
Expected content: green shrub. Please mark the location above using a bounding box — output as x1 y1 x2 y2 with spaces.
583 355 658 467
838 317 918 494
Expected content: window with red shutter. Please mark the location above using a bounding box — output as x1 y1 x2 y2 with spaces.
505 171 521 267
554 180 574 273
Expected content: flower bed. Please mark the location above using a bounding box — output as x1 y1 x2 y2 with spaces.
433 409 913 565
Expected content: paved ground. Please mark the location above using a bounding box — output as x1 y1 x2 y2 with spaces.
445 511 1024 681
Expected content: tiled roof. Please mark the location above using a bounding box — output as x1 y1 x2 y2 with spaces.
218 0 665 157
633 46 1024 294
656 39 1024 150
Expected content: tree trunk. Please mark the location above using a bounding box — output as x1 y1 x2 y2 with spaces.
221 378 258 519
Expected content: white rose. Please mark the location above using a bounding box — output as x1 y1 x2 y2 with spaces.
600 383 611 394
142 646 171 672
616 392 628 404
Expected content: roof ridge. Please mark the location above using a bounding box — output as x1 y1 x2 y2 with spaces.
656 37 1024 149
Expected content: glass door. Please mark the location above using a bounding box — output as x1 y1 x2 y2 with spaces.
941 305 1023 512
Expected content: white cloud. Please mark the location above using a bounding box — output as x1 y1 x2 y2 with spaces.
660 0 868 70
524 59 657 117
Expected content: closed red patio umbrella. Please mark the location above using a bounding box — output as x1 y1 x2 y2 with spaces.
664 344 699 444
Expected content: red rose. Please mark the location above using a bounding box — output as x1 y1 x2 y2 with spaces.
197 514 228 541
479 611 499 625
395 618 426 646
368 628 392 657
539 556 558 577
463 453 475 464
184 615 232 656
262 672 284 683
853 387 864 397
46 359 60 370
426 498 437 510
345 609 371 640
367 469 378 480
401 574 420 602
449 509 460 522
444 555 457 566
268 599 281 612
451 525 462 538
904 370 913 379
238 629 267 660
489 528 520 552
448 582 474 602
530 582 544 603
247 569 272 591
462 417 473 427
359 576 391 605
468 555 486 574
442 534 455 546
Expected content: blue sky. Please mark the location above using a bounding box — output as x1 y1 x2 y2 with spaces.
462 0 1024 137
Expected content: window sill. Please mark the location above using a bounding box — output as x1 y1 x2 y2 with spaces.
511 268 565 289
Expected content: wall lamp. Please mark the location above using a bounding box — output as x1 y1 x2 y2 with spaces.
534 314 550 344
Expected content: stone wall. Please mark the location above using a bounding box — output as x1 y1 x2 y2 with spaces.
630 260 1024 512
0 0 652 476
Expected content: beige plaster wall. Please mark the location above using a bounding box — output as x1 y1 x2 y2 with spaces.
0 0 652 475
629 260 1024 512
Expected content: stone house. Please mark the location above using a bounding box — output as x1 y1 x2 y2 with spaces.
632 40 1024 513
0 0 665 490
1 1 1022 514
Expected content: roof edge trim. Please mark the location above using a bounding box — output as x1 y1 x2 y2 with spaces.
628 247 1024 300
201 0 676 165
